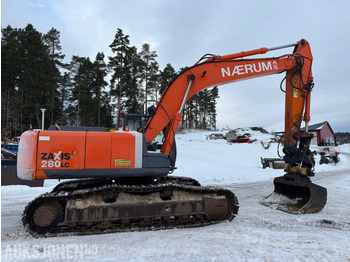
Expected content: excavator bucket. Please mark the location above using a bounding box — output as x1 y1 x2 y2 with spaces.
260 174 327 214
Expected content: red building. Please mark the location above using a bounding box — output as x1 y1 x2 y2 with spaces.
300 121 335 146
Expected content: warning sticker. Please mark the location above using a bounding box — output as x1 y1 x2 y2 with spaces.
293 88 299 98
114 159 132 167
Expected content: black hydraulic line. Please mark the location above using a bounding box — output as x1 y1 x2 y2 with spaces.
142 100 177 171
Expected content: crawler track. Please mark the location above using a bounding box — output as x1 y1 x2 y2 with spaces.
23 177 239 237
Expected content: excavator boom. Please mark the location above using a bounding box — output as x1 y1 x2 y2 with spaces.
145 40 312 156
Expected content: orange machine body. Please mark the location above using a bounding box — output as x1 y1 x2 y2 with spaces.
17 130 150 180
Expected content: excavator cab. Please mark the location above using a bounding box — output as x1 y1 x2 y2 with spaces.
122 112 163 151
122 113 144 132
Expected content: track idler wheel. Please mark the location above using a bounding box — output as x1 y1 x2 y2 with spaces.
260 173 327 214
23 199 64 234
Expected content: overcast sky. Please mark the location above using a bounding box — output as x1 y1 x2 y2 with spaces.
2 0 350 131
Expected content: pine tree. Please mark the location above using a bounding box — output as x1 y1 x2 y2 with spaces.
159 63 177 96
99 91 114 128
43 28 65 67
139 43 159 105
58 72 72 124
208 87 219 130
43 28 65 125
17 24 57 130
69 56 95 126
108 28 133 128
92 52 108 126
1 26 22 137
2 24 61 134
121 46 143 114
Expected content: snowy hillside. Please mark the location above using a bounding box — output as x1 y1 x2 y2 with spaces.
2 129 350 261
176 129 349 184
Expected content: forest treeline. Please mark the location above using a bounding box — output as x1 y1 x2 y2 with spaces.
1 24 219 138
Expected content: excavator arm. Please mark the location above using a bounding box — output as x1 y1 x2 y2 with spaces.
145 39 326 214
145 40 312 158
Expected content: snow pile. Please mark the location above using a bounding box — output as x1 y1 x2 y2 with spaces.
337 143 350 153
261 193 302 205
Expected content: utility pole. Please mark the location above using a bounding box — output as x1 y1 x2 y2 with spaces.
40 108 46 130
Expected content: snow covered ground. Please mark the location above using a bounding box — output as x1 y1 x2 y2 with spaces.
2 129 350 261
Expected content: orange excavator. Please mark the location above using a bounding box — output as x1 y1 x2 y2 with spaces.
17 39 327 236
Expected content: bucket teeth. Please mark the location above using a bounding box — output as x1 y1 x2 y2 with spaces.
260 174 327 214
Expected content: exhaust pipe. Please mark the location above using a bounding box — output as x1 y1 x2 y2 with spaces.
260 173 327 214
